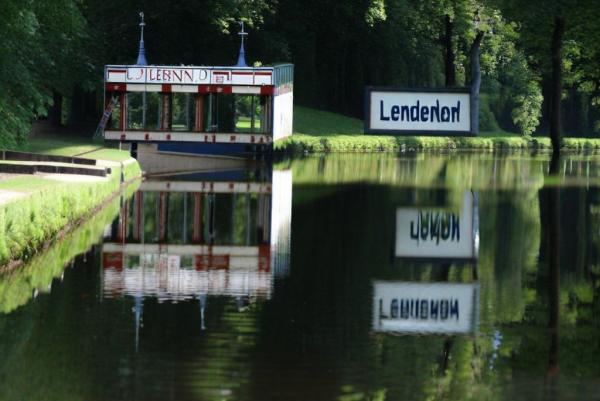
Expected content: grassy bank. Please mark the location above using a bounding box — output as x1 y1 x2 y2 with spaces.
0 181 139 313
275 106 600 153
20 134 131 161
0 141 141 268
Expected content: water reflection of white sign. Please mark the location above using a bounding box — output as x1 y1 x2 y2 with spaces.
372 281 479 334
395 191 478 260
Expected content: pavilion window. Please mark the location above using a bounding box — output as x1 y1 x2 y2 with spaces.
234 95 264 134
108 98 121 130
127 92 161 130
214 94 236 133
171 93 196 131
167 192 187 243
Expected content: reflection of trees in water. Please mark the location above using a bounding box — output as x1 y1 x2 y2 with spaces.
253 182 600 400
544 173 560 395
480 189 541 323
283 153 550 190
2 173 600 400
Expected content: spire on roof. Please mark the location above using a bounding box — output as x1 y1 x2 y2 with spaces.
136 11 148 65
235 21 248 67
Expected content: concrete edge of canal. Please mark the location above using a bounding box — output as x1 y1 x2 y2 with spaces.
0 157 142 271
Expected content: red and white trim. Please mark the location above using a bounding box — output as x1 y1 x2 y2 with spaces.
103 243 263 257
139 181 272 194
106 83 274 95
106 68 127 82
105 130 272 144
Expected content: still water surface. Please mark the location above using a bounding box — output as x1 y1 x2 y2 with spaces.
1 152 599 401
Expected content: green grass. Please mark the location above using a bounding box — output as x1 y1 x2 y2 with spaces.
293 106 363 136
13 134 131 161
0 176 57 192
21 135 104 156
276 106 600 153
235 116 261 130
276 132 553 153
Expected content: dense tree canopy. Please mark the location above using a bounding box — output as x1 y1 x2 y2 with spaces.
1 0 600 145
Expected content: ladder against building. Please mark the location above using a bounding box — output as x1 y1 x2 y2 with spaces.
94 95 120 139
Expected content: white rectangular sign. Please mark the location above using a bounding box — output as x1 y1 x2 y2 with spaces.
395 191 477 259
373 281 479 334
367 88 471 133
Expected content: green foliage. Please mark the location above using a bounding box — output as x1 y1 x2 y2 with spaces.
365 0 387 26
504 53 544 136
0 0 92 146
479 94 500 131
511 92 543 137
476 11 545 136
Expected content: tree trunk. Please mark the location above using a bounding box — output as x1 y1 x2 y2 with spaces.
470 31 484 135
444 15 456 87
550 16 565 156
542 157 560 379
546 183 560 379
49 90 63 126
437 261 453 376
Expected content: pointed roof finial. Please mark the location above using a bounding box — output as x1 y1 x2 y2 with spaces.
235 21 248 67
136 11 148 65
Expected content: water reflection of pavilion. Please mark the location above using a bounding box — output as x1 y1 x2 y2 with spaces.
101 169 292 304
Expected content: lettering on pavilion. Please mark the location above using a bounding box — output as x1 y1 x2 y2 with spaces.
126 67 210 84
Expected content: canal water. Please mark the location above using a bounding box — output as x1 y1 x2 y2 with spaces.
1 152 599 401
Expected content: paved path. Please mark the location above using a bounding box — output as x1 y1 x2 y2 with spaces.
41 173 106 183
0 190 26 205
0 173 21 181
0 168 112 205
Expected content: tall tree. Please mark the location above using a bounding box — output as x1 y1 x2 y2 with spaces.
550 16 565 154
494 0 600 142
